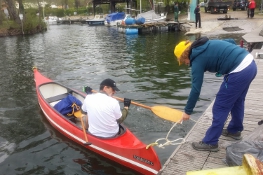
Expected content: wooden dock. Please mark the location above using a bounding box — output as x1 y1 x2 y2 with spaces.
57 17 87 25
158 55 263 175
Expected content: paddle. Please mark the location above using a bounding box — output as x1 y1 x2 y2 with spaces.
88 89 183 123
74 110 92 145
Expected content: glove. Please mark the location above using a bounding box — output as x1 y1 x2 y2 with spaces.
124 98 131 108
83 86 93 94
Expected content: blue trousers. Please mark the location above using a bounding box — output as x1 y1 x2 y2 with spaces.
203 60 257 145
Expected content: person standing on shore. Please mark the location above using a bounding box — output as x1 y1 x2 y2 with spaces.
247 0 250 17
248 0 256 18
174 37 257 152
194 4 201 28
174 2 179 22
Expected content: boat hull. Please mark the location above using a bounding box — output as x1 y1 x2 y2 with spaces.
104 12 125 26
104 20 123 26
33 68 161 175
82 20 105 26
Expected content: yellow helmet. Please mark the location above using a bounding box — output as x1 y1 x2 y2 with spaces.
174 41 191 65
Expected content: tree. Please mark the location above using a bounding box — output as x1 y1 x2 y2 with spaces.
0 0 3 25
36 0 43 20
4 0 21 24
62 0 69 9
18 0 25 20
75 0 80 10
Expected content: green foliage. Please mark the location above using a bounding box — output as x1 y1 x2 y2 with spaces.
0 20 20 30
56 9 65 17
25 8 39 16
44 8 64 17
42 7 89 17
256 0 261 9
64 7 87 16
77 7 88 15
23 10 46 33
0 8 46 34
114 5 125 12
95 7 104 14
21 0 190 15
87 7 93 15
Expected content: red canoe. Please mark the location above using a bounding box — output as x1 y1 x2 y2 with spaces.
33 68 161 175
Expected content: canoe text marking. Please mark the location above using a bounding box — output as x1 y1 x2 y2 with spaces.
133 155 154 166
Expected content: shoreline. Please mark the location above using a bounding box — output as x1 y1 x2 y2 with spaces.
0 24 47 37
1 10 263 37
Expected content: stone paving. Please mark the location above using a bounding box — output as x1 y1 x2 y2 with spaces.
177 10 263 36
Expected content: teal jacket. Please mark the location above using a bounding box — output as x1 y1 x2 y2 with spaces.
185 37 249 115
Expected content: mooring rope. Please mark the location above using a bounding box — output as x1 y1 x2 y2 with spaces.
146 118 197 149
146 102 233 149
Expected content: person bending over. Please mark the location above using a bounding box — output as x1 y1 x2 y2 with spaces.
174 37 257 151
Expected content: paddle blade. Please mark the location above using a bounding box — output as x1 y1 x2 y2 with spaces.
151 106 183 123
74 110 82 118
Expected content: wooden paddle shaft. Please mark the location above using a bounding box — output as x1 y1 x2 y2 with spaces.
91 90 151 110
113 96 151 110
80 117 89 142
90 89 182 123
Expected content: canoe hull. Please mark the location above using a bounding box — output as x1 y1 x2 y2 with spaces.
33 68 161 175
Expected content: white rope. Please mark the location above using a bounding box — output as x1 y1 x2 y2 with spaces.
146 112 232 149
155 122 185 148
147 118 197 149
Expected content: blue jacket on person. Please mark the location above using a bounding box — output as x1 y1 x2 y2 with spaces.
184 37 249 115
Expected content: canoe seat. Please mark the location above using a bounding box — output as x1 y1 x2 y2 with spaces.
46 93 69 103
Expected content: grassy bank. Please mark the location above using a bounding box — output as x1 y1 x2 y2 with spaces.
0 9 47 37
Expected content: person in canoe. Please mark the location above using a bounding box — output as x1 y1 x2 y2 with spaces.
174 37 257 152
81 79 131 138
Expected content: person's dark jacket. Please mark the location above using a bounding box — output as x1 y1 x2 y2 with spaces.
194 6 200 16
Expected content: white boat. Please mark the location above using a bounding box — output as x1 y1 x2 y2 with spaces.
44 16 59 25
137 10 166 23
81 15 105 26
104 12 126 26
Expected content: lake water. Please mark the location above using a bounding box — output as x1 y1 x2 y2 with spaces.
0 24 244 174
